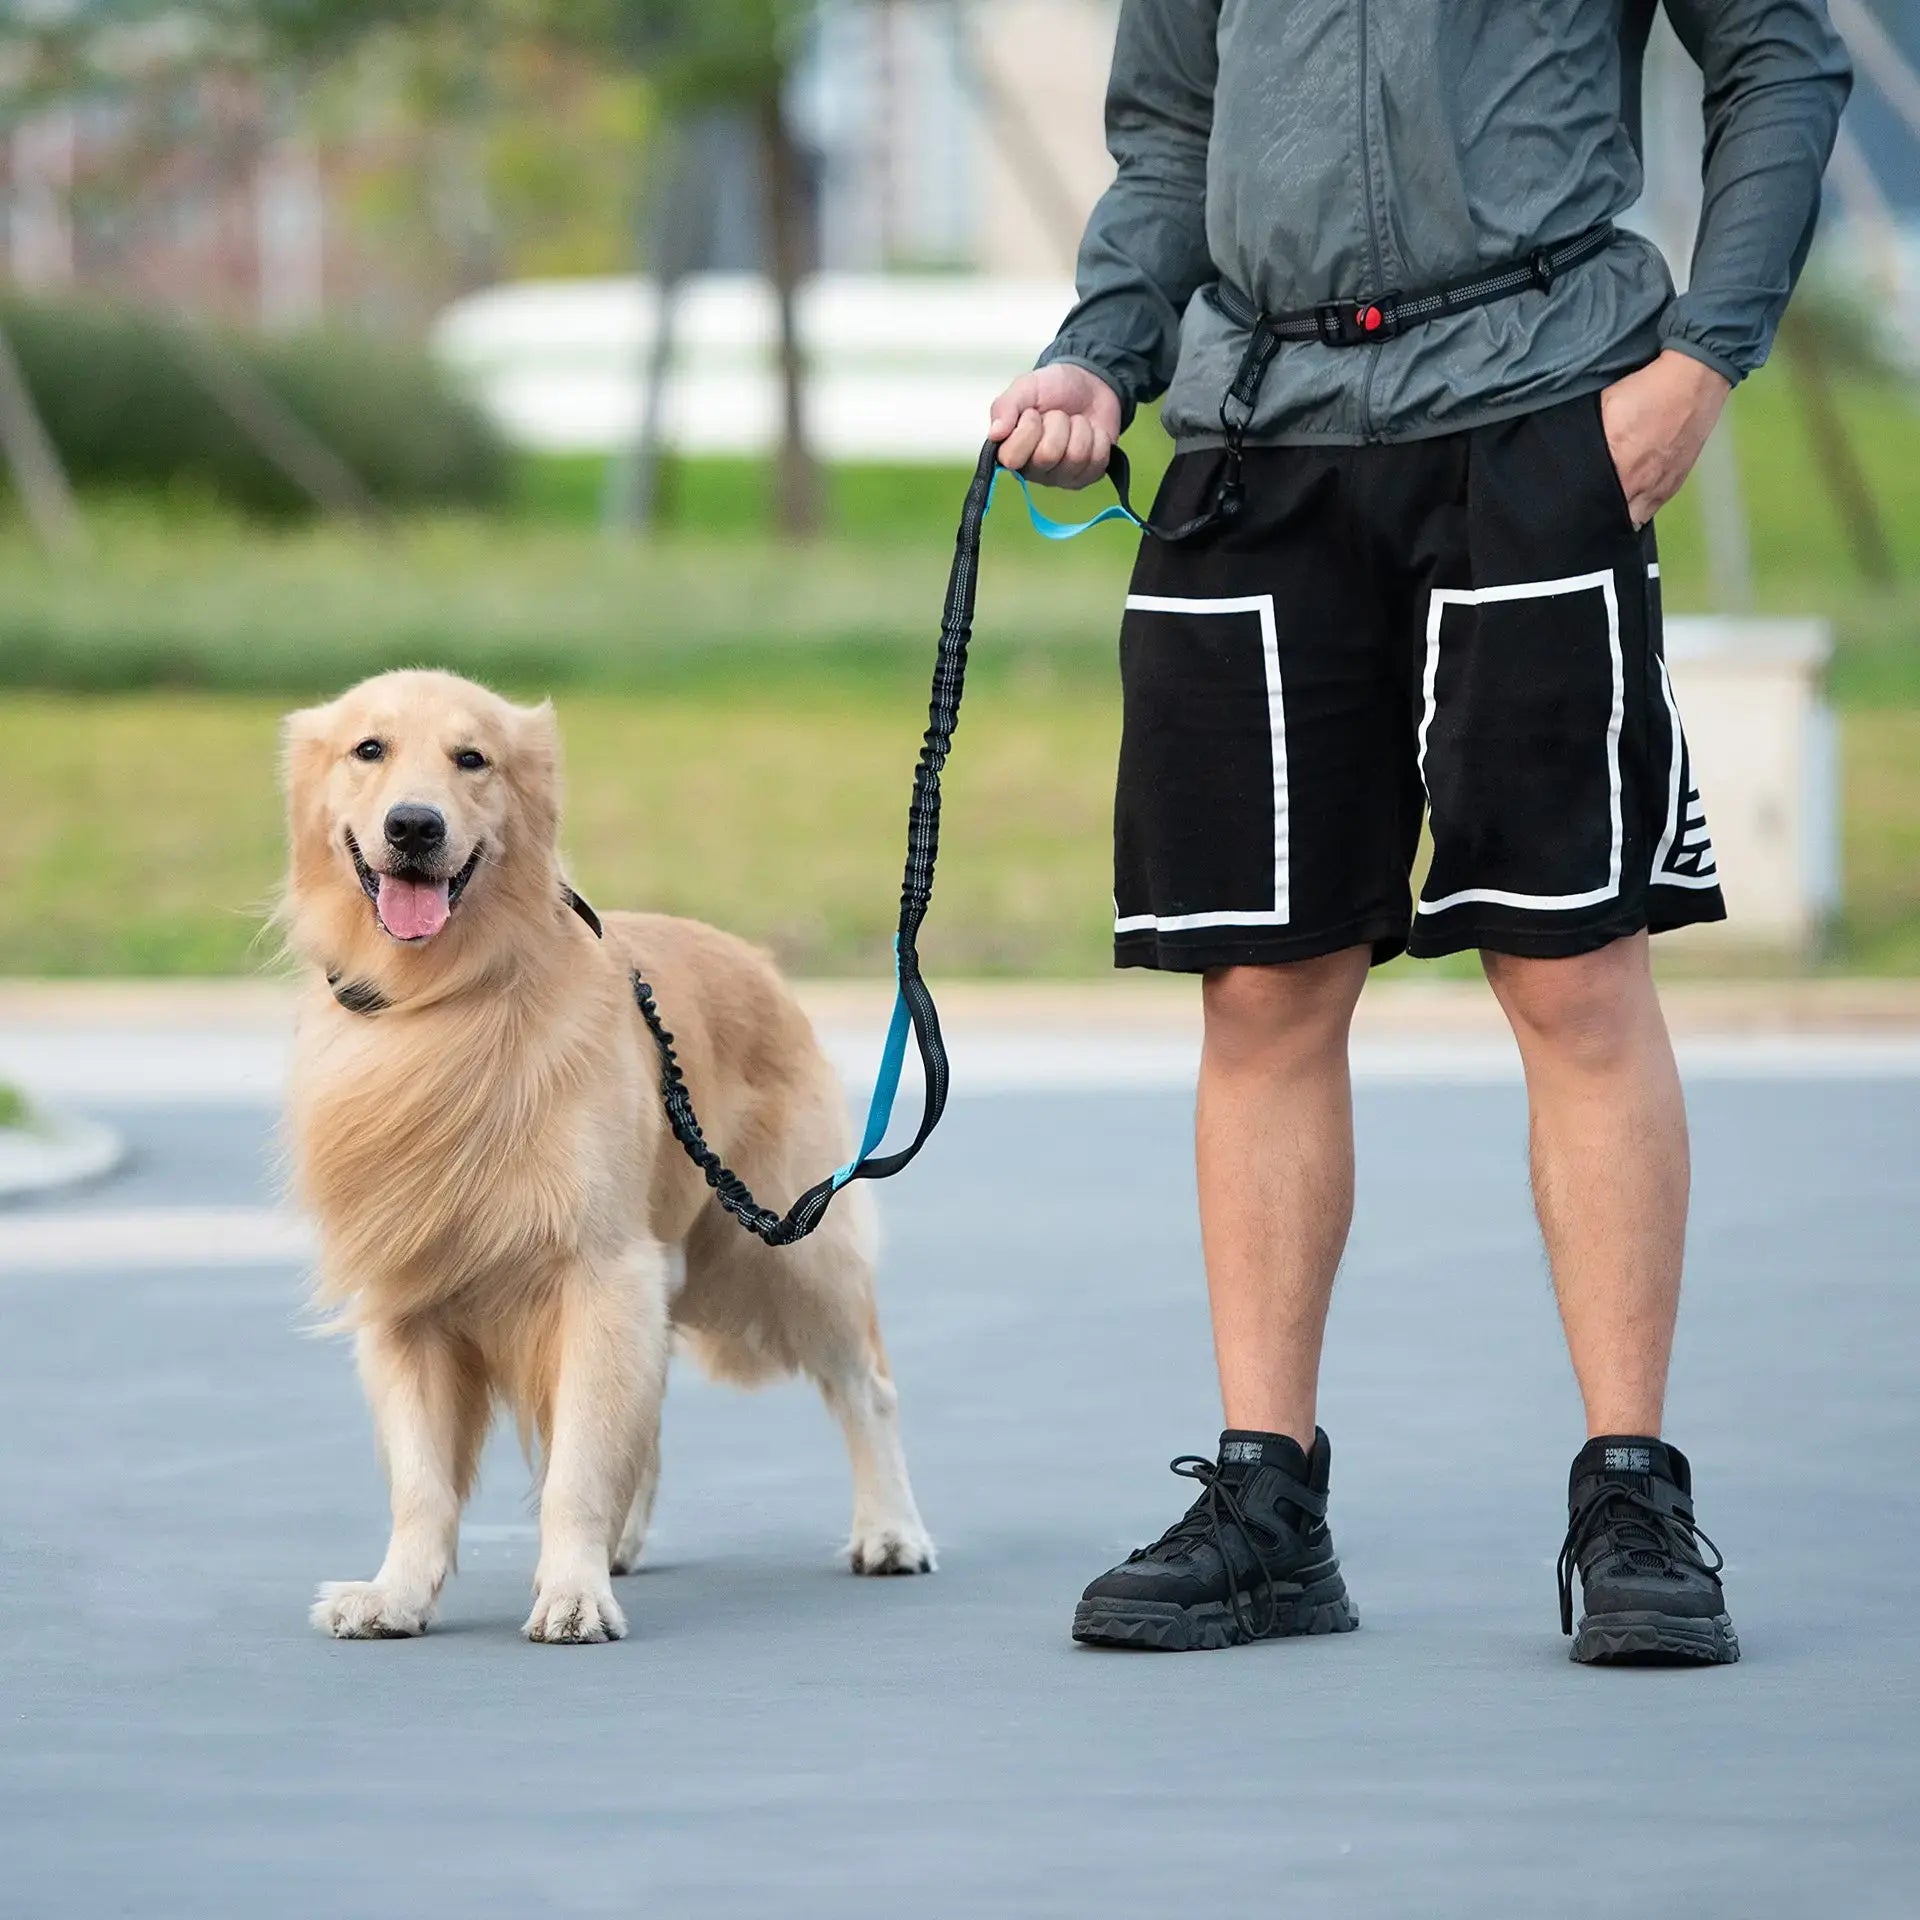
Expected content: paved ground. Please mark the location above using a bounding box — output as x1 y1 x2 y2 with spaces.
2 1063 1917 1917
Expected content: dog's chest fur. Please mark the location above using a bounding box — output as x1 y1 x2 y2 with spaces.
292 990 642 1311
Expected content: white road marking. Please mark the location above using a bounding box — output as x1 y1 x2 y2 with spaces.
0 1032 287 1105
8 1026 1919 1109
3 1034 1916 1275
0 1206 312 1275
843 1033 1920 1094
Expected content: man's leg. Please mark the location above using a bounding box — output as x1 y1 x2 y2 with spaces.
1486 934 1736 1661
1196 947 1372 1445
1070 946 1369 1650
1480 932 1686 1436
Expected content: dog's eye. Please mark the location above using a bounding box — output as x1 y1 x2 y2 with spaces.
453 749 487 772
351 738 384 763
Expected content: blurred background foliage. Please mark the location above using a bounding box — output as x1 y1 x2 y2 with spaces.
0 295 505 510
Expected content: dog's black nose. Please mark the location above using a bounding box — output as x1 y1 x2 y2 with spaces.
383 803 447 859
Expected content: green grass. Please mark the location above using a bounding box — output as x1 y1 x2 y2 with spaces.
0 687 1122 977
1 690 1914 979
0 1083 29 1129
0 365 1913 705
510 449 1029 544
0 489 1143 702
0 361 1914 977
1839 708 1920 974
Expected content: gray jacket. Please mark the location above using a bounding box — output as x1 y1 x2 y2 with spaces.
1037 0 1852 446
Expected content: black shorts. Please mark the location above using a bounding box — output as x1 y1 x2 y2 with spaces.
1113 392 1727 971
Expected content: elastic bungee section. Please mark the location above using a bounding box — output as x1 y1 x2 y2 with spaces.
631 436 1145 1246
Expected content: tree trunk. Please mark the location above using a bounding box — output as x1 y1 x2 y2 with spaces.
754 83 821 538
0 316 84 557
606 115 705 536
1780 303 1895 585
163 315 385 525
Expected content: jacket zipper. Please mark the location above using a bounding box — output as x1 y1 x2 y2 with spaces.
1355 0 1387 441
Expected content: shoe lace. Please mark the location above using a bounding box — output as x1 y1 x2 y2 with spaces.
1557 1482 1725 1635
1130 1455 1282 1643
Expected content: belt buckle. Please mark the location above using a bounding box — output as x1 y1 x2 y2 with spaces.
1316 298 1393 347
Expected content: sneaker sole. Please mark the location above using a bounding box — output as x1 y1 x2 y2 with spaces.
1072 1578 1359 1652
1571 1609 1740 1666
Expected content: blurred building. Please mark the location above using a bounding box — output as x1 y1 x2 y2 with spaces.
0 1 1120 325
3 0 1915 330
801 0 1115 277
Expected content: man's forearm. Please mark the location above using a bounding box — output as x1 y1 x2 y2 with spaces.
1658 0 1853 383
1037 0 1221 420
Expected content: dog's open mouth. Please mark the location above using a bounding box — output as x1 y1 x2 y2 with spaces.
346 832 481 943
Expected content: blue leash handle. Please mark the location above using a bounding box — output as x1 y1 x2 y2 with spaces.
989 466 1143 540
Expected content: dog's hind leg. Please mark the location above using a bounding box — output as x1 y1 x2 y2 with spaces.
799 1192 935 1576
312 1320 489 1639
677 1177 933 1575
610 1375 664 1576
524 1240 670 1644
820 1327 936 1576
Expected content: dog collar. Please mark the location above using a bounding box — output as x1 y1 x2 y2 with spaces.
564 886 603 939
327 974 390 1015
327 886 603 1017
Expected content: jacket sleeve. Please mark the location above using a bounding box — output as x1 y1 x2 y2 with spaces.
1035 0 1221 424
1658 0 1853 384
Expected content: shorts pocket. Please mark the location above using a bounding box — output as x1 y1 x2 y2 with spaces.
1417 569 1625 917
1582 389 1639 536
1114 592 1291 933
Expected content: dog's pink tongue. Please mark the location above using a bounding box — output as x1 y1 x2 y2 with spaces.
376 874 451 941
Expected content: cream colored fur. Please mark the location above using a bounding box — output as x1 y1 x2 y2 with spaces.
281 669 933 1644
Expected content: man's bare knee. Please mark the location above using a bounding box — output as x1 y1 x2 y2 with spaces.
1483 939 1654 1073
1202 949 1367 1069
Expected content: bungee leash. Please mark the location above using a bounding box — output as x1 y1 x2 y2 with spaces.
627 436 1147 1247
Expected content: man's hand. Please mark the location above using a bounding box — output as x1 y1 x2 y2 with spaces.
1597 350 1732 528
988 364 1123 489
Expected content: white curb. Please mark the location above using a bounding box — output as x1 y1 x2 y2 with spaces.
0 1106 127 1203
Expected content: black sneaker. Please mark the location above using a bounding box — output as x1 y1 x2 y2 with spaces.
1072 1429 1359 1651
1558 1435 1739 1665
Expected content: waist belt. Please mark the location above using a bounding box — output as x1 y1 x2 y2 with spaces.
1143 221 1618 539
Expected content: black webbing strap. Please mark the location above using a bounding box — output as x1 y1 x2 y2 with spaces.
1180 222 1620 538
1205 222 1617 348
629 439 1006 1246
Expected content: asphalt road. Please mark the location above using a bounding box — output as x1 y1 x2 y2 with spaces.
2 1075 1916 1917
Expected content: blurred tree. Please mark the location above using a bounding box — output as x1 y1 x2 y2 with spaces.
222 0 824 533
545 0 823 534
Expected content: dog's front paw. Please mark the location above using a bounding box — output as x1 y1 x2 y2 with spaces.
849 1519 937 1576
311 1580 430 1639
523 1582 627 1644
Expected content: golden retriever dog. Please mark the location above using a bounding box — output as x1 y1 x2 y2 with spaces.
281 668 934 1644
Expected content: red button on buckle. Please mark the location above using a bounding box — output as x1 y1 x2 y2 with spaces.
1359 304 1384 334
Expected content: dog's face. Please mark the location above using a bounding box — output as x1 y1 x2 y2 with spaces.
282 670 558 961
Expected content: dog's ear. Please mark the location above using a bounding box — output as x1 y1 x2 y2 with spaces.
280 703 338 879
506 699 562 850
280 703 330 792
513 697 557 742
